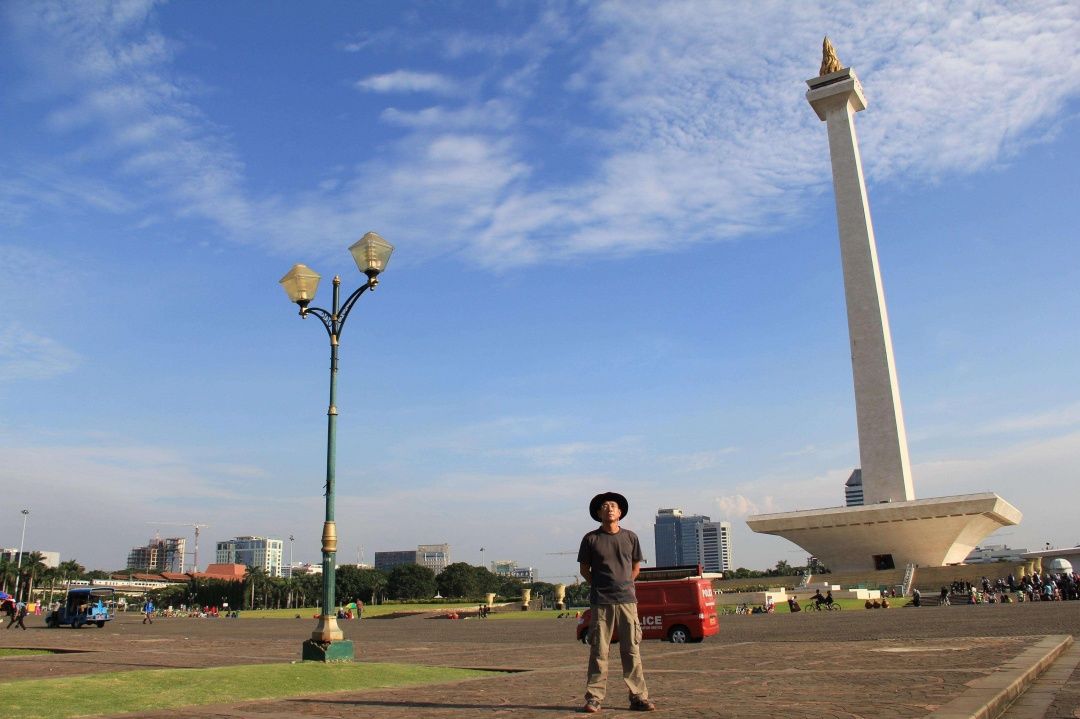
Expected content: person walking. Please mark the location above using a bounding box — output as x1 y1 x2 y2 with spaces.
577 491 655 713
143 599 155 624
9 600 28 630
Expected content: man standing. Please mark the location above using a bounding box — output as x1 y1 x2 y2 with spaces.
577 491 655 713
143 599 154 624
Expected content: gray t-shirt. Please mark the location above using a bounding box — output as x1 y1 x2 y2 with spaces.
578 527 642 605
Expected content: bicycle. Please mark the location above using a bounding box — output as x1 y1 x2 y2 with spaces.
806 599 841 611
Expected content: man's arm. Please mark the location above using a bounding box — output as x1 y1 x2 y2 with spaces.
631 561 641 581
580 561 592 584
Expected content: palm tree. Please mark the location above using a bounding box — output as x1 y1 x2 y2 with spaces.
0 556 16 595
22 552 48 603
57 559 86 580
244 565 267 610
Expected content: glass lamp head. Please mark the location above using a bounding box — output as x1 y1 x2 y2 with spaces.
279 264 321 307
348 232 394 280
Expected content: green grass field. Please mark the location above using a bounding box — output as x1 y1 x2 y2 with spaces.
483 609 584 621
721 597 897 614
238 603 477 619
0 649 55 658
0 662 491 719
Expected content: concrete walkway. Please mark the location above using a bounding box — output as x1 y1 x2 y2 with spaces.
3 602 1079 717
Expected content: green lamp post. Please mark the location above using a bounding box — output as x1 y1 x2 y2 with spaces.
279 231 394 662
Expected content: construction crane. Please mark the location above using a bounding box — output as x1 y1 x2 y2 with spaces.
146 522 210 573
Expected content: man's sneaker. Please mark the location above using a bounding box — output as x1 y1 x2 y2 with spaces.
583 698 602 713
629 697 656 711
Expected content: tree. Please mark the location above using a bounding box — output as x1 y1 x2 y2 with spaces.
386 564 437 600
336 567 388 605
0 556 16 595
21 552 48 603
244 565 267 609
436 563 480 599
497 576 524 599
57 560 86 580
527 581 557 608
564 582 591 607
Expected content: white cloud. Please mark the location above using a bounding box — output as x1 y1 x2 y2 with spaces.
4 2 1079 272
0 323 80 382
355 70 460 96
714 494 775 519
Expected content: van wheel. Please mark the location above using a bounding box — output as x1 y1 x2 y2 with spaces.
668 625 690 643
96 621 105 628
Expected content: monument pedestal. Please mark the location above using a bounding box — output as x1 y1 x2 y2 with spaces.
747 493 1021 573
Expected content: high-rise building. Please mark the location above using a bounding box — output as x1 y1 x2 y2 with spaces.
417 543 450 574
653 508 732 573
215 536 284 577
0 549 60 569
126 537 186 573
374 544 451 574
845 469 864 507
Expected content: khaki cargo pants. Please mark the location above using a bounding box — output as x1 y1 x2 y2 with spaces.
585 603 649 702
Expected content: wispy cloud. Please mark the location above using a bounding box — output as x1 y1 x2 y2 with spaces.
0 323 80 382
4 2 1079 272
355 70 460 96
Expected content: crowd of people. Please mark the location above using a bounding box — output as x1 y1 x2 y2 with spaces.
942 570 1080 604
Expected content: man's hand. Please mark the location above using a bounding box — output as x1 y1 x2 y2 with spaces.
631 561 641 581
580 561 592 583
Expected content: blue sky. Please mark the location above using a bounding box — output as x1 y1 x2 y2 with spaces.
2 1 1079 581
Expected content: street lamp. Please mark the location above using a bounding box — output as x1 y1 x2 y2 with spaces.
15 509 29 602
280 231 394 663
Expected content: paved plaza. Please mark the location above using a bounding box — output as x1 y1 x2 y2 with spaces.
3 603 1079 718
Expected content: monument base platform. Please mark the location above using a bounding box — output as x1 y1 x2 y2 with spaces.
746 493 1021 573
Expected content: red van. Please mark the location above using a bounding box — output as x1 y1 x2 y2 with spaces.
576 577 719 644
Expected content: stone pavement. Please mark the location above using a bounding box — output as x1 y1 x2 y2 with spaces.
3 602 1079 717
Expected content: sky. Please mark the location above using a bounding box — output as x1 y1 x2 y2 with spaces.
1 1 1079 583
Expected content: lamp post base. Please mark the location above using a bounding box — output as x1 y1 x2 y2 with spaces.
301 638 355 662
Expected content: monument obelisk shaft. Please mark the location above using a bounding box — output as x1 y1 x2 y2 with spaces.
807 53 914 505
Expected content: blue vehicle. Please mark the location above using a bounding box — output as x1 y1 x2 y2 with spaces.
46 586 115 628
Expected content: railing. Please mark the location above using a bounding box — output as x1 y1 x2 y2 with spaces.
901 563 917 596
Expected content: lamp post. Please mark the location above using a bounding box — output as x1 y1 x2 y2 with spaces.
15 509 29 602
289 534 295 576
280 231 394 662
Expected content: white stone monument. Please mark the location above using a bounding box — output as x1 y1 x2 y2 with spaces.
747 40 1020 572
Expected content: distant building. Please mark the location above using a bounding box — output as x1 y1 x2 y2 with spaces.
215 536 284 577
375 544 451 573
0 548 60 569
417 544 450 574
845 469 864 507
374 550 419 572
965 544 1028 564
286 562 323 577
126 537 186 574
490 560 535 583
652 509 731 573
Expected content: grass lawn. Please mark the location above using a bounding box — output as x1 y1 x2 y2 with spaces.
0 649 55 658
0 662 491 719
484 609 584 621
723 598 900 614
240 603 476 619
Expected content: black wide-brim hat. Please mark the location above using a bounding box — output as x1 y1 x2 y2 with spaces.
589 491 629 521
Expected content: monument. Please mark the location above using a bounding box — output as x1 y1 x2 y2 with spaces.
746 39 1021 572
